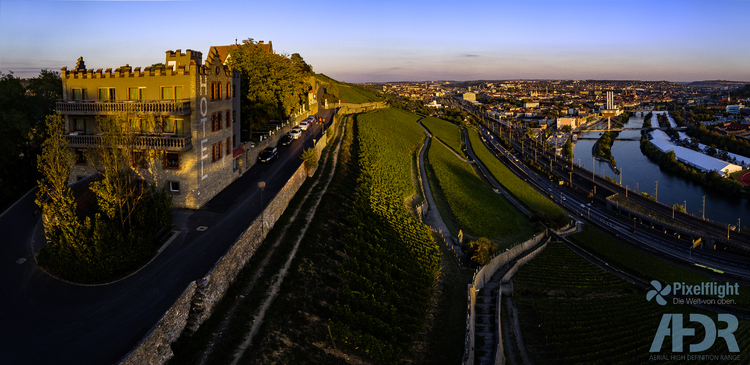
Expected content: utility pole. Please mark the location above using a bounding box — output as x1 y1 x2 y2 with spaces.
655 180 658 201
619 168 622 186
702 195 706 220
592 156 595 181
625 185 628 198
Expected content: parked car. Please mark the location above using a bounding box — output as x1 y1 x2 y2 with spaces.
279 133 294 146
258 147 278 163
289 127 302 139
299 121 309 131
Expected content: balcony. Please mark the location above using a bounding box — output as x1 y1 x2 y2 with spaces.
56 99 191 116
65 133 192 152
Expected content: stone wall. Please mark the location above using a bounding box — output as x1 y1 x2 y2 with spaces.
462 230 549 365
494 289 505 365
501 241 548 284
334 101 386 114
120 281 197 365
118 113 339 365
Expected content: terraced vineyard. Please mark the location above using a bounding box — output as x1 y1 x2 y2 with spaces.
467 129 567 227
329 108 441 362
569 225 750 310
421 116 464 157
514 241 750 364
427 139 532 241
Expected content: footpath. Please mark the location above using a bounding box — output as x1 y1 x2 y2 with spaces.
415 119 469 266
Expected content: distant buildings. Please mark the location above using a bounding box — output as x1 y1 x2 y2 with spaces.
556 116 578 129
726 104 743 114
463 92 476 102
57 47 242 209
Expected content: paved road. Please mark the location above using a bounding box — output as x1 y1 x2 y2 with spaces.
0 108 336 365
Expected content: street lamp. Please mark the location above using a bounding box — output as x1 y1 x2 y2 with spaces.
258 181 266 239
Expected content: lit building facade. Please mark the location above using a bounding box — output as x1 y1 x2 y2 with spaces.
57 48 242 209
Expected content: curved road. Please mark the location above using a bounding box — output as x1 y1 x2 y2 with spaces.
0 108 336 365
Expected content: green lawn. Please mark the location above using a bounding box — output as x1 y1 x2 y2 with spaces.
427 140 532 244
467 129 566 227
421 116 465 157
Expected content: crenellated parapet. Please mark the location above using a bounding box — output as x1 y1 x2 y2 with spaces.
61 61 198 79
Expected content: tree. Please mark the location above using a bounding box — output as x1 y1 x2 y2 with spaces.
35 114 89 260
27 69 62 122
36 113 172 282
0 72 39 210
465 237 497 266
89 114 158 229
228 39 312 135
563 140 574 161
301 147 318 177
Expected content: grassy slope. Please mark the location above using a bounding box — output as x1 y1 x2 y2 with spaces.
468 128 565 221
315 74 380 104
427 140 531 244
421 116 464 157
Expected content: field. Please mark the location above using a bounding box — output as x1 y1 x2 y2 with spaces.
467 129 567 226
426 139 532 243
568 225 750 310
420 116 465 157
513 241 750 364
328 108 441 362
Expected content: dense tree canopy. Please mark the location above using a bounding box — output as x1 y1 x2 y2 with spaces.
0 70 61 210
227 39 312 135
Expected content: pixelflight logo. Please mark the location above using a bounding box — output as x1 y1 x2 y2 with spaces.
647 280 741 361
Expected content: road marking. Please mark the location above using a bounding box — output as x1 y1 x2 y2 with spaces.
15 257 26 264
196 226 208 231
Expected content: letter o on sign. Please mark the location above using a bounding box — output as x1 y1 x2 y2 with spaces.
200 97 208 117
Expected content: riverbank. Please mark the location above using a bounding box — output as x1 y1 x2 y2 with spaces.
641 132 748 199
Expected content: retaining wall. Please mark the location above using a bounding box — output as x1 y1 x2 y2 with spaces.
494 290 505 365
119 113 339 365
461 230 549 365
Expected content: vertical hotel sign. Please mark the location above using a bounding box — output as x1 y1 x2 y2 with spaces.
199 74 209 181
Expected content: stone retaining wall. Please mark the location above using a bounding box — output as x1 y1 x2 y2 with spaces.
462 230 549 365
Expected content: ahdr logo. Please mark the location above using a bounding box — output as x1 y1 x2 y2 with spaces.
647 280 671 306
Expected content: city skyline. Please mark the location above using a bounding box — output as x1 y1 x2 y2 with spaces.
1 0 749 83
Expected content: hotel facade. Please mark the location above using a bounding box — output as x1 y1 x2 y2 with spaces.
57 47 242 209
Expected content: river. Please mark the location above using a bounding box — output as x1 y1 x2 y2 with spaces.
572 113 749 227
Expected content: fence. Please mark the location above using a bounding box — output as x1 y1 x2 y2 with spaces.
461 230 549 365
119 113 339 365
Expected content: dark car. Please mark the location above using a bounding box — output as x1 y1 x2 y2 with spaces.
258 147 278 163
279 133 294 146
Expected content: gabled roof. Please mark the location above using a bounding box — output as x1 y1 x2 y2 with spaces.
210 41 273 65
210 45 239 64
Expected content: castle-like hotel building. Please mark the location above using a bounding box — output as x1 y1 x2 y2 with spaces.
57 47 242 209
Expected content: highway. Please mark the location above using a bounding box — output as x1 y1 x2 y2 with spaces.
0 108 335 365
468 117 750 280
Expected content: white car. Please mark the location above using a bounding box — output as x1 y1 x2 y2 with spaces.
299 121 309 131
290 127 301 139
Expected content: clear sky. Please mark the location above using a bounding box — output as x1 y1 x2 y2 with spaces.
1 0 748 83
